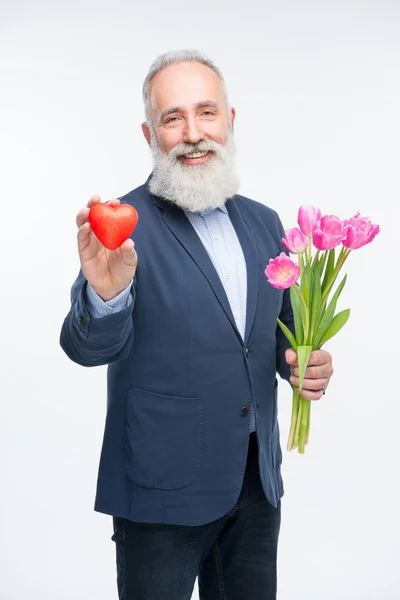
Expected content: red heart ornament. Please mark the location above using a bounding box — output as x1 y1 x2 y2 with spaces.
89 203 139 250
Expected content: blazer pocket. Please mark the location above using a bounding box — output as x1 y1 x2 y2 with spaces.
124 386 204 490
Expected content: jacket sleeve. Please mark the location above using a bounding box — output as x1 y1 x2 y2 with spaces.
276 287 295 382
59 270 135 367
274 214 295 382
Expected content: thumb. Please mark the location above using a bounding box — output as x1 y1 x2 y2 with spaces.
285 347 298 365
77 222 91 253
120 238 138 269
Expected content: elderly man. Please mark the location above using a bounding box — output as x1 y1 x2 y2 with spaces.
60 50 333 600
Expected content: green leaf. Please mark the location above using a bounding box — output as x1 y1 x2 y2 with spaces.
306 268 313 342
313 274 347 347
318 251 328 280
313 299 327 341
277 318 298 352
290 285 304 344
311 252 329 332
321 248 336 296
300 252 306 273
311 250 320 268
309 259 321 344
301 263 312 305
317 309 351 347
297 345 313 390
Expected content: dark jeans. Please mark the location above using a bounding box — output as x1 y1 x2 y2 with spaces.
111 433 281 600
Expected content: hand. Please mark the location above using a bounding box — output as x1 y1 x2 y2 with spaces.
76 195 138 301
285 348 333 400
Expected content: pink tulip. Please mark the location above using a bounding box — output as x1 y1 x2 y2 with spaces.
312 215 347 250
265 252 300 290
282 227 308 254
298 205 322 237
342 212 380 249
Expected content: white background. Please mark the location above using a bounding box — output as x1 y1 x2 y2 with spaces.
1 1 399 598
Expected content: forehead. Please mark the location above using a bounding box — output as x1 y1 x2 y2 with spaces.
149 61 226 112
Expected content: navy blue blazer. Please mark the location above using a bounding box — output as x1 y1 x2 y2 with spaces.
60 180 294 525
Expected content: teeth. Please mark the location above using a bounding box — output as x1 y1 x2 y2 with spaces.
183 151 209 159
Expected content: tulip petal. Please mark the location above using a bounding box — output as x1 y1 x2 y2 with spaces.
265 252 300 289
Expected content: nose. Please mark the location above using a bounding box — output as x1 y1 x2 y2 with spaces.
182 116 205 145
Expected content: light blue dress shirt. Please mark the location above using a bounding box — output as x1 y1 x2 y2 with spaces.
86 204 255 432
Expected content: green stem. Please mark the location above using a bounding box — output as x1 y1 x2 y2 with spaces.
298 252 303 275
308 237 312 262
321 248 351 303
294 394 303 448
311 250 320 268
298 398 310 454
313 297 328 340
318 250 328 279
287 387 300 451
291 284 310 343
305 403 311 445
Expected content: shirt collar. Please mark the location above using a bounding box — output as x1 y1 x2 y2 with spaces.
189 203 228 217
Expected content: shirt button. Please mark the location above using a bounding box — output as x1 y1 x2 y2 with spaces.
241 405 249 416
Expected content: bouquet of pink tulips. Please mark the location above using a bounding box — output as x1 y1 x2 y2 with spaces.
265 207 380 454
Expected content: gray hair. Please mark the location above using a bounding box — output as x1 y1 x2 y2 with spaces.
142 49 229 129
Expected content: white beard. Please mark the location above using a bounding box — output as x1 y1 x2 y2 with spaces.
148 132 240 213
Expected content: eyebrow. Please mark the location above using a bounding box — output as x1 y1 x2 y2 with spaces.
159 101 219 122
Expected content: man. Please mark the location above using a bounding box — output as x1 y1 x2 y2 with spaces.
60 50 333 600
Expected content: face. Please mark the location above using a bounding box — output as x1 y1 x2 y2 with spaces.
143 61 240 213
143 61 235 160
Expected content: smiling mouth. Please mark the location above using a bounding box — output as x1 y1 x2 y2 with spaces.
179 150 212 164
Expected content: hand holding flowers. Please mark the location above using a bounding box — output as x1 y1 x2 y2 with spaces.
265 206 380 454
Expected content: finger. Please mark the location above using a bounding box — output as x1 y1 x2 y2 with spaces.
120 239 138 267
298 388 325 401
307 364 333 379
76 195 101 228
106 198 121 206
77 222 92 252
285 348 298 366
305 363 333 379
290 375 327 391
307 349 331 366
87 194 101 208
76 206 90 228
291 364 333 379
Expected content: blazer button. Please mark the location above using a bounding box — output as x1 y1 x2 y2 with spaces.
241 405 249 416
244 347 249 358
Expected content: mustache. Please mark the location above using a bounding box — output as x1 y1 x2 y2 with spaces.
167 139 222 160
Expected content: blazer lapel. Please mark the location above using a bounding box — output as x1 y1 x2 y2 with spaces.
152 194 241 340
226 197 259 345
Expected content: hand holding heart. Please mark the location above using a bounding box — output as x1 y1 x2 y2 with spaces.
76 195 138 302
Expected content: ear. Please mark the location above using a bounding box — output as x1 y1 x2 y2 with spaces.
230 107 236 132
141 122 151 146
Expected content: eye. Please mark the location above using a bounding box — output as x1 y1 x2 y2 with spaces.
165 116 179 124
202 111 215 117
